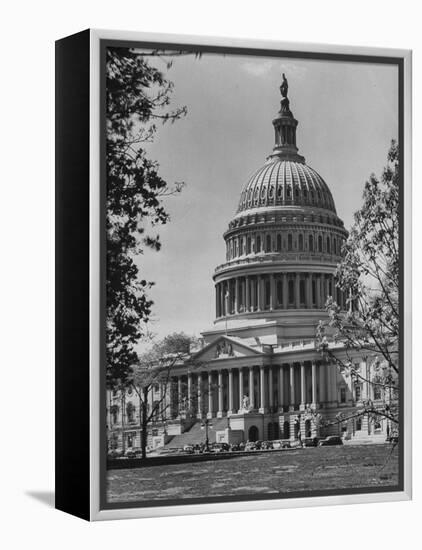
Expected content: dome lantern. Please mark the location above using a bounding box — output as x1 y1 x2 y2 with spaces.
269 73 305 163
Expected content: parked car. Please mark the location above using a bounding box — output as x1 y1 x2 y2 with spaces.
254 440 263 450
183 444 194 454
125 447 142 458
280 440 291 449
303 437 319 447
211 442 230 453
261 441 274 450
230 443 240 452
318 436 343 446
244 442 256 451
107 449 123 459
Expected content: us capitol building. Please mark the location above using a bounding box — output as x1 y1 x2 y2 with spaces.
107 76 391 451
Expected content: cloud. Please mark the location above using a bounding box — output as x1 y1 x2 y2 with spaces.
241 58 308 80
241 59 278 76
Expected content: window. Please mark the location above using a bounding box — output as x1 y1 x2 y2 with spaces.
265 279 271 308
355 385 361 401
309 234 314 252
288 279 294 305
247 236 251 254
288 234 293 251
276 234 282 252
312 279 316 305
266 235 272 252
299 279 305 304
298 234 304 251
326 236 330 253
340 387 346 403
276 280 283 306
126 402 135 423
256 235 261 252
318 235 323 252
373 385 382 400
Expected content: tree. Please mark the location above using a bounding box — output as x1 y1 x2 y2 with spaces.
129 332 201 459
106 47 187 388
317 140 399 431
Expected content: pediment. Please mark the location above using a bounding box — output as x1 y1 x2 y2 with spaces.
192 335 262 362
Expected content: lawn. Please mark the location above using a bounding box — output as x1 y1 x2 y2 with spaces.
106 444 399 504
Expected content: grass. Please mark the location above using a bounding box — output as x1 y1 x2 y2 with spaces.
106 443 399 504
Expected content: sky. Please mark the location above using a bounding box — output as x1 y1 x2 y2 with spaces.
125 50 398 346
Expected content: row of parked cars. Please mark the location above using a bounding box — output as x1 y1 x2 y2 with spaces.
108 435 344 459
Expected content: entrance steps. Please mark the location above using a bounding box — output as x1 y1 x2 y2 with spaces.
164 418 229 448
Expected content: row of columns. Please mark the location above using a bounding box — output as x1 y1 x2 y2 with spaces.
226 231 343 261
216 273 346 317
171 362 338 419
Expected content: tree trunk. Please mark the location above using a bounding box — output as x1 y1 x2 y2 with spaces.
141 386 148 459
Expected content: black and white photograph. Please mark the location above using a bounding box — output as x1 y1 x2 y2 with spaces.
102 40 404 509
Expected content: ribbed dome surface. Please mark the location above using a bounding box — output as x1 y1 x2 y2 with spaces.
237 159 336 214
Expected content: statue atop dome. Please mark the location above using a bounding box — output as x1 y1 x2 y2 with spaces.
280 73 288 98
279 73 292 115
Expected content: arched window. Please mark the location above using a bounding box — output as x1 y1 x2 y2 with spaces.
326 236 331 253
266 235 272 252
247 236 251 254
309 234 314 252
318 235 323 252
288 279 294 305
276 234 282 252
298 234 304 251
312 279 317 306
256 235 261 253
288 234 293 251
333 238 337 255
126 402 135 423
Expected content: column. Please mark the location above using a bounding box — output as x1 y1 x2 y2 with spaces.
279 365 284 410
242 278 246 312
197 373 202 418
245 277 250 312
251 277 256 311
249 366 255 409
325 275 330 300
187 373 192 412
235 277 240 314
320 275 325 308
283 274 288 310
177 376 182 417
215 285 219 318
269 274 275 311
295 273 300 308
259 365 266 412
318 361 325 404
238 367 244 411
217 370 224 417
256 276 262 312
268 367 274 410
207 372 213 418
289 363 295 409
300 362 306 410
306 274 312 308
311 361 317 408
316 274 321 308
228 369 234 414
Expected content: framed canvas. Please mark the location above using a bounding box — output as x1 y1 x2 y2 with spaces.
55 29 412 521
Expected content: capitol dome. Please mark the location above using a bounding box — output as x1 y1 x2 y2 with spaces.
212 75 348 327
237 159 336 214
